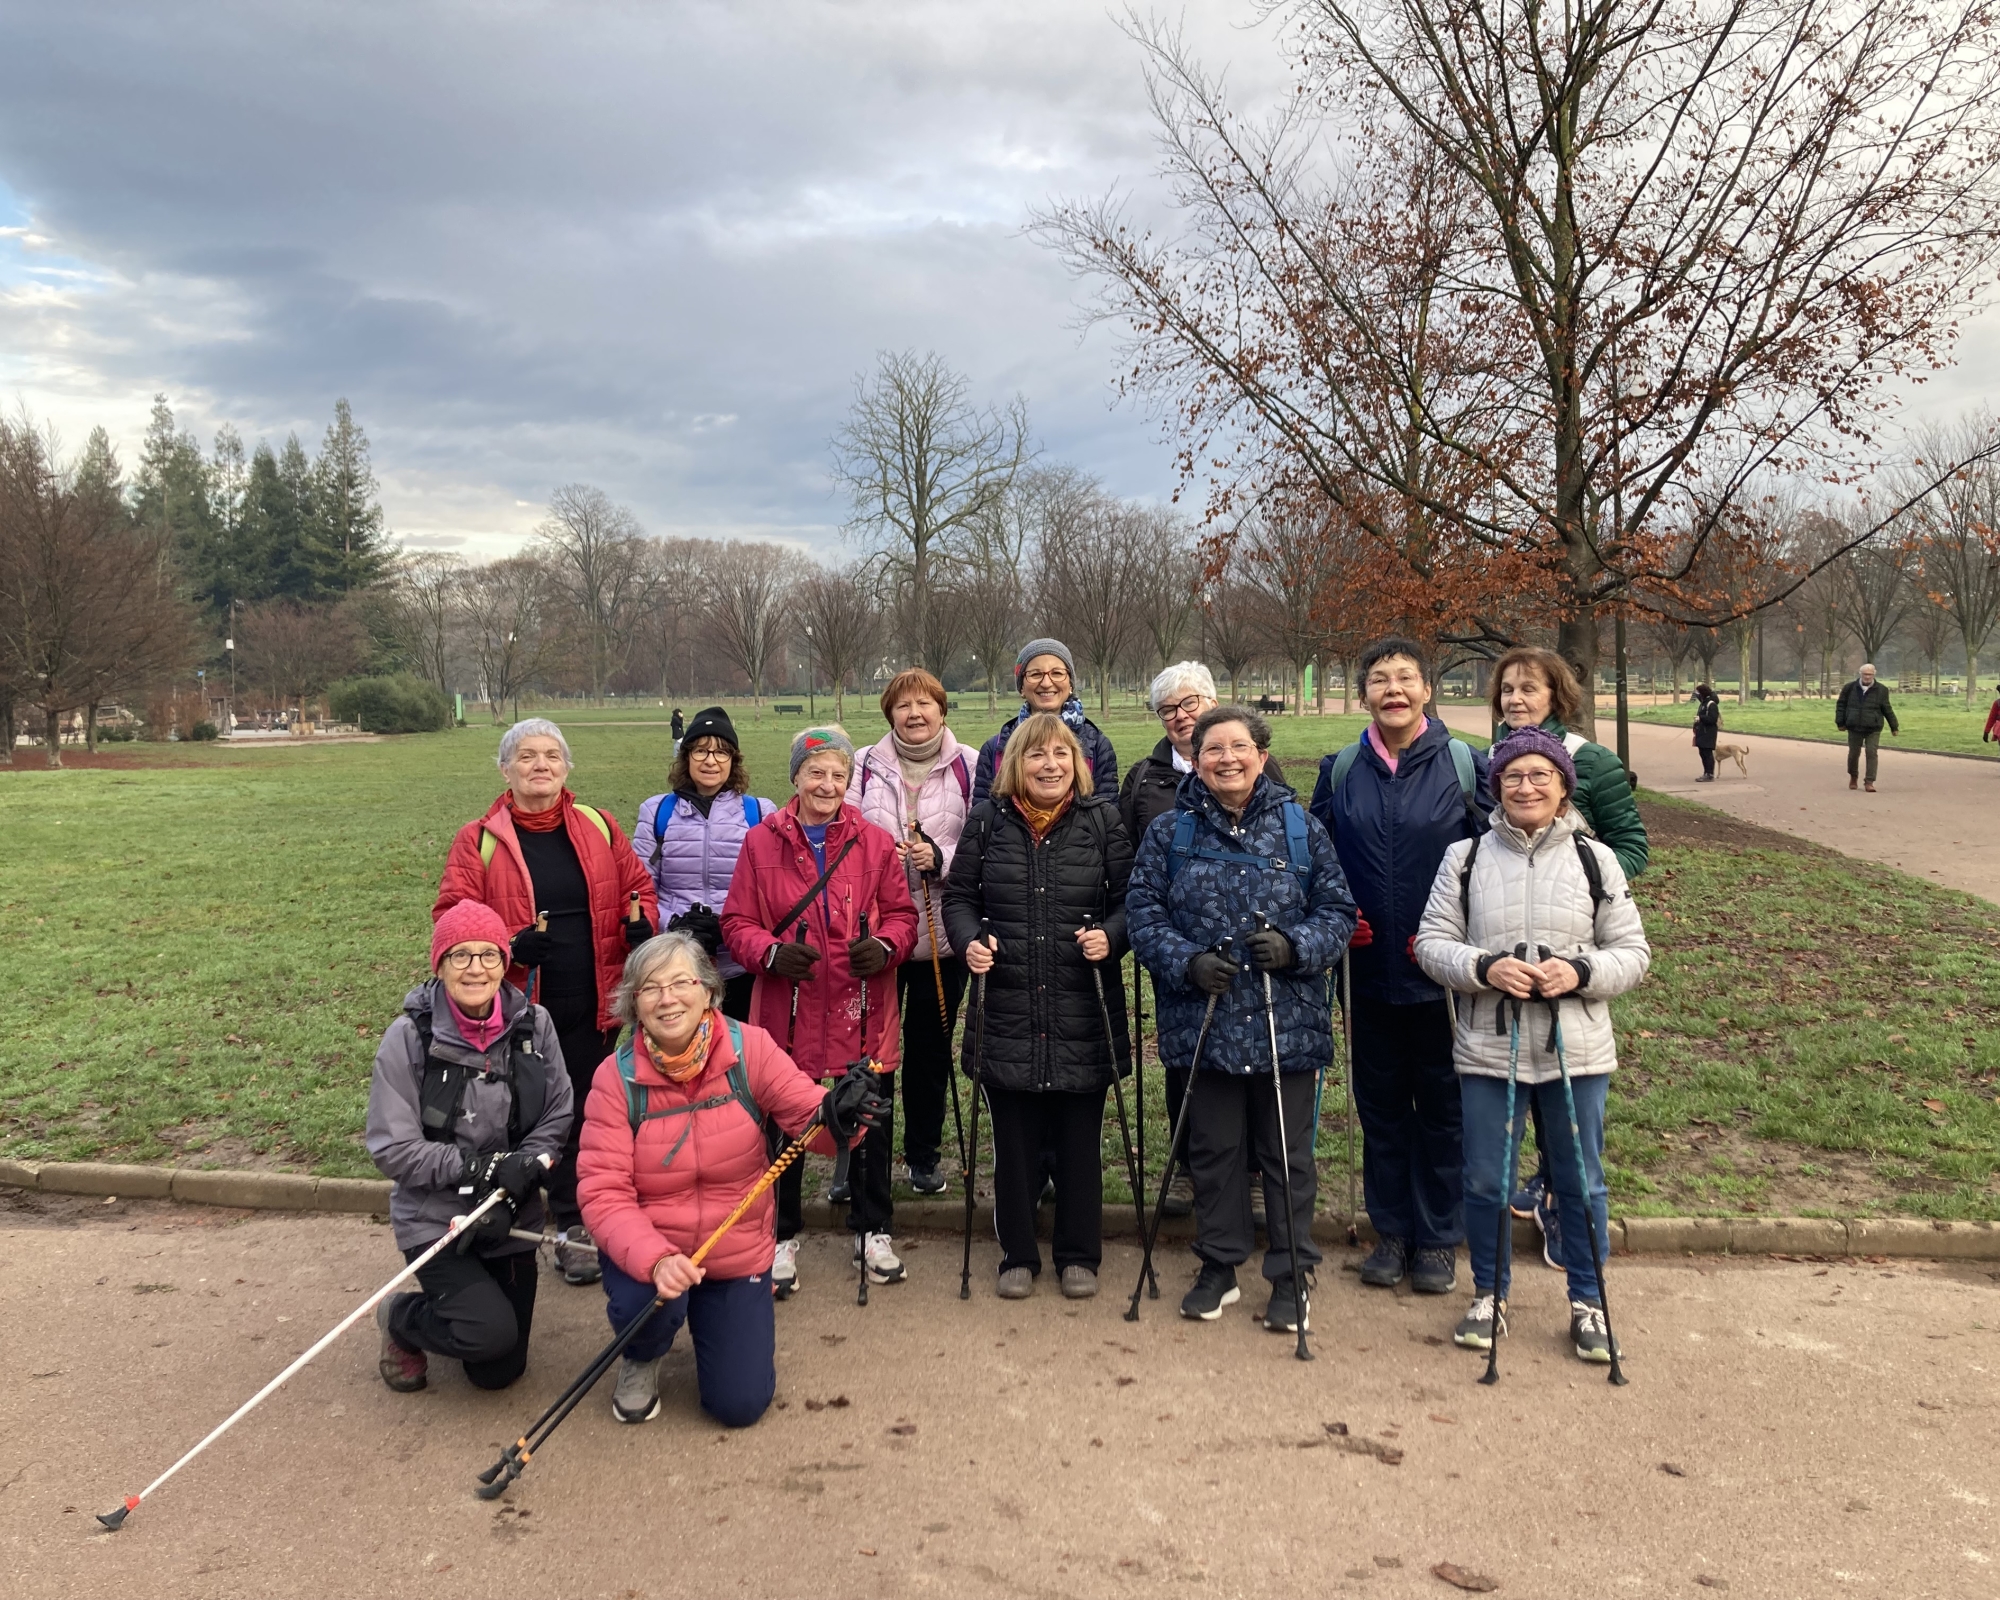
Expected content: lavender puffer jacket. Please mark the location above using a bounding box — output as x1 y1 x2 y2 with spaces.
632 790 776 979
847 729 974 960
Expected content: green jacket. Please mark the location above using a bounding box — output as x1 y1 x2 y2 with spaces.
1543 718 1649 880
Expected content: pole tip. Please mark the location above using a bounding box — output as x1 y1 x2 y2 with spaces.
96 1498 137 1531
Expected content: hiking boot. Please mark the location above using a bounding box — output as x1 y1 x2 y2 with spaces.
1509 1169 1545 1220
1864 781 1876 793
1453 1294 1506 1351
1160 1170 1194 1219
906 1162 948 1196
1357 1234 1409 1288
1849 774 1858 790
1059 1265 1098 1300
375 1296 427 1392
857 1232 906 1285
611 1354 663 1424
1263 1272 1313 1333
1179 1262 1240 1321
1409 1246 1458 1295
556 1225 602 1286
1534 1185 1565 1271
771 1238 800 1300
1570 1298 1620 1364
827 1178 853 1204
997 1266 1034 1299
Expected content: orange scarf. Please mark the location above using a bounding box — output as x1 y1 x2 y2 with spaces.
643 1011 713 1085
1013 791 1073 841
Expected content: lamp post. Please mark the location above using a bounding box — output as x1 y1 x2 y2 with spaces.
805 624 816 719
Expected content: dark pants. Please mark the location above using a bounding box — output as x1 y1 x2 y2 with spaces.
721 972 756 1021
898 956 967 1172
773 1078 893 1240
1847 728 1880 782
1350 995 1464 1248
1698 746 1715 778
1187 1071 1321 1282
546 1013 620 1231
985 1084 1105 1275
392 1246 538 1390
601 1257 776 1428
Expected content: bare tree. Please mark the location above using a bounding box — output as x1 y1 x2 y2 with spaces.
1906 420 2000 703
1836 526 1915 663
1039 490 1150 713
706 542 798 716
395 552 465 696
1905 588 1956 691
237 600 364 719
534 484 649 702
458 555 554 722
1127 508 1202 679
794 560 882 722
1201 575 1266 702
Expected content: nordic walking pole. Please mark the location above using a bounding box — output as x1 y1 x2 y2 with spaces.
855 912 876 1309
99 1171 535 1530
1254 915 1311 1362
1132 960 1146 1218
1085 914 1153 1296
959 918 991 1300
915 843 969 1180
1480 949 1528 1387
785 919 808 1054
1341 952 1359 1247
477 1114 828 1500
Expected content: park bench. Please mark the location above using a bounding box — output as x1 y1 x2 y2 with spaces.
773 703 805 715
1254 695 1286 714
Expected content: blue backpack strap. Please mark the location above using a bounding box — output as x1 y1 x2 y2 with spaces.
616 1034 646 1132
743 796 761 827
722 1018 761 1123
1165 810 1200 881
1280 801 1309 880
951 751 971 803
1328 741 1362 797
1166 805 1311 886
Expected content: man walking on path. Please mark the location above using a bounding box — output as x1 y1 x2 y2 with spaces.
1836 664 1898 792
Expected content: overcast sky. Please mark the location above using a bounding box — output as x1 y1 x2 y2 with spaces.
1 2 1993 563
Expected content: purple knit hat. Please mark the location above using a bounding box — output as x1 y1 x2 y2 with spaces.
1489 725 1576 793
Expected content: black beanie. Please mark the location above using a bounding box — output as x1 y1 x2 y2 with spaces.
681 705 738 750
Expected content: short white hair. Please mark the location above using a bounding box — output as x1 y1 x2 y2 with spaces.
1150 660 1218 712
497 717 573 771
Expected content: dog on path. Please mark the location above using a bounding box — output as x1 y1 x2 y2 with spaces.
1711 742 1749 777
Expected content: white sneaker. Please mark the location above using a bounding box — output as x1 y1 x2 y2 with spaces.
857 1232 906 1285
772 1238 800 1300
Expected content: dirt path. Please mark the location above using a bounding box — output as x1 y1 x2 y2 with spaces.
8 1198 1997 1599
1438 708 2000 905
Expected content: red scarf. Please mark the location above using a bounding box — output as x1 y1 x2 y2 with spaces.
508 791 569 833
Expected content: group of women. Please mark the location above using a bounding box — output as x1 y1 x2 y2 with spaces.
364 632 1650 1433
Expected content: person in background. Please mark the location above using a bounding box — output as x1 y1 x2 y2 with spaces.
1489 646 1646 879
1983 687 2000 745
849 669 976 1196
671 706 686 745
972 637 1119 804
1691 684 1721 781
435 718 656 1289
1836 663 1898 792
633 706 774 1021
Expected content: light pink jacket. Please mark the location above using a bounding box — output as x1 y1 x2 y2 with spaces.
847 728 974 960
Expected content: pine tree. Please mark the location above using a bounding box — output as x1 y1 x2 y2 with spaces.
133 394 222 612
311 399 388 594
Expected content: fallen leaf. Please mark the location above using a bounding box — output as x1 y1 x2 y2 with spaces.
1695 1578 1729 1591
857 1548 876 1558
1374 1555 1403 1569
1428 1414 1458 1426
1116 1376 1135 1387
1432 1561 1499 1592
1326 1420 1350 1436
1922 1099 1946 1113
887 1423 917 1436
1660 1462 1687 1477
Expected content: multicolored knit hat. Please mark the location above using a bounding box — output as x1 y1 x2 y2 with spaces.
789 724 855 781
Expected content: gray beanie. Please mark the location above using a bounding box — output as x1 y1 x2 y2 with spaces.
789 723 855 781
1014 637 1076 688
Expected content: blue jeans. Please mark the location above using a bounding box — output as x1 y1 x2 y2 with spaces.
601 1258 776 1428
1461 1071 1609 1303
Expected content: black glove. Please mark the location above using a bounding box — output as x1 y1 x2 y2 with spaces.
1187 949 1238 996
510 924 555 968
668 904 725 958
1245 927 1294 972
847 936 891 979
823 1069 892 1139
462 1148 545 1202
623 913 654 949
768 940 820 980
456 1193 518 1254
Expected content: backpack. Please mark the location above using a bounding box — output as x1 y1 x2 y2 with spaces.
1164 798 1313 889
412 1006 549 1148
480 803 613 866
1454 830 1610 923
645 793 761 874
1327 736 1482 832
615 1018 763 1173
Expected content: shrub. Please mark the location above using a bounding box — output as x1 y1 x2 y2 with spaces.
188 721 219 741
327 674 452 735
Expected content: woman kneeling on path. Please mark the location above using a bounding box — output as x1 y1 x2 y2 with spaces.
1414 728 1650 1364
367 901 573 1394
944 712 1134 1299
577 933 888 1426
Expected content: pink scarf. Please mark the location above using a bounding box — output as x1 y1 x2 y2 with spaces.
1366 716 1429 775
448 995 507 1054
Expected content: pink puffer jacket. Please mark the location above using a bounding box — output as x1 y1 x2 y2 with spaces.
846 729 974 960
576 1015 838 1284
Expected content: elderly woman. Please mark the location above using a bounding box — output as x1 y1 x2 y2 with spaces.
849 669 976 1196
1127 706 1355 1333
723 725 918 1296
436 718 656 1288
972 637 1119 804
577 933 888 1426
633 705 776 1021
943 712 1133 1299
367 901 573 1394
1414 728 1650 1363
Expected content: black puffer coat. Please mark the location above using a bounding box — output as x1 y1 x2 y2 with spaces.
943 794 1133 1093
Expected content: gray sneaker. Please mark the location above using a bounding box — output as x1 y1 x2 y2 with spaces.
612 1354 663 1424
1059 1265 1098 1299
1570 1298 1620 1364
556 1225 602 1286
1453 1294 1506 1351
1357 1234 1409 1288
996 1266 1034 1299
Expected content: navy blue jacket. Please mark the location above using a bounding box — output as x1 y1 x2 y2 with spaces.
1127 773 1356 1076
972 707 1119 806
1308 720 1491 1006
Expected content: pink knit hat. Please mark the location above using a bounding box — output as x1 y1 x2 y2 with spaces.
431 901 512 971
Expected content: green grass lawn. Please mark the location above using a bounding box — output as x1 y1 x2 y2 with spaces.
3 710 1995 1219
1630 693 2000 760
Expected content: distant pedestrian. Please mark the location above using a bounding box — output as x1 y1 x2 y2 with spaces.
1691 685 1720 782
1835 664 1898 792
1983 687 2000 744
972 637 1119 804
671 707 686 743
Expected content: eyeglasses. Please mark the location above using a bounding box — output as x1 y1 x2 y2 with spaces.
1499 769 1559 789
1024 668 1070 686
1156 694 1206 721
637 976 708 1004
442 948 506 971
687 743 731 763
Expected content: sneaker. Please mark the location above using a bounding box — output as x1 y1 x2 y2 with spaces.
1059 1265 1098 1300
858 1232 906 1285
997 1266 1034 1299
1161 1170 1194 1219
828 1178 853 1204
1509 1169 1546 1220
1263 1272 1313 1333
1533 1185 1565 1271
1179 1262 1240 1321
556 1225 602 1286
611 1354 663 1424
375 1296 427 1392
771 1238 800 1300
1357 1234 1409 1288
1453 1294 1506 1351
1570 1298 1619 1363
1409 1246 1458 1295
906 1162 948 1196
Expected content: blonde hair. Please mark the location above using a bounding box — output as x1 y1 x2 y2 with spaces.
992 712 1093 801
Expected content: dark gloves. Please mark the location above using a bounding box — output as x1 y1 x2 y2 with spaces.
823 1068 893 1139
510 925 555 968
462 1148 546 1202
668 904 725 958
847 936 892 979
623 913 655 949
456 1194 517 1254
1244 927 1294 972
1348 915 1374 948
767 940 820 980
1186 949 1238 996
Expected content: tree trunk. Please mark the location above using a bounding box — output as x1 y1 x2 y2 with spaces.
86 702 99 754
0 694 12 764
43 706 63 770
1557 615 1599 740
1737 630 1752 706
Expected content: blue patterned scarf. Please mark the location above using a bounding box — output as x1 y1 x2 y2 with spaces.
1016 695 1087 731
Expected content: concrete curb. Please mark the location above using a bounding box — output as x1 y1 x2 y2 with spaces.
4 1160 1996 1259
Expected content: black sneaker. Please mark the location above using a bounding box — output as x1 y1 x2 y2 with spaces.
827 1178 852 1204
1263 1272 1313 1333
1409 1246 1457 1295
1453 1293 1505 1350
906 1163 948 1196
1570 1298 1619 1364
1357 1234 1409 1288
1179 1262 1240 1321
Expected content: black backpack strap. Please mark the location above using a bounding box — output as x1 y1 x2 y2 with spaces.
771 834 861 936
1458 833 1481 926
1573 835 1609 911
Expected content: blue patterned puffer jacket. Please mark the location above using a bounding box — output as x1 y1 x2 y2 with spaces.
1127 772 1356 1076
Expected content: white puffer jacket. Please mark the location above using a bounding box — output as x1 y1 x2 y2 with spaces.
1414 807 1650 1085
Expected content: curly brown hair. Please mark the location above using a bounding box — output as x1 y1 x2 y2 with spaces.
668 733 749 795
1488 646 1586 729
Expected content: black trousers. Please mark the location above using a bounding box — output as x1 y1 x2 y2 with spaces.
1187 1071 1321 1281
773 1080 893 1240
392 1246 538 1390
1698 745 1716 777
985 1084 1106 1275
721 971 756 1021
1350 995 1464 1248
897 956 967 1171
546 1004 619 1231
